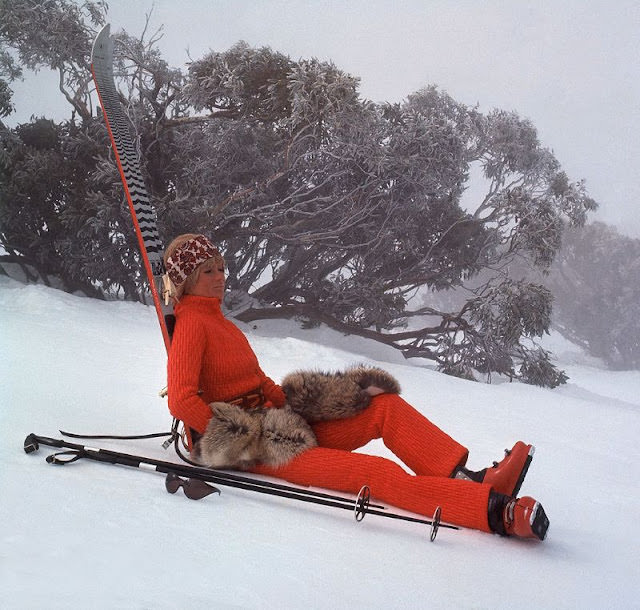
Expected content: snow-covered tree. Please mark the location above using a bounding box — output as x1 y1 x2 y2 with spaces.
0 0 599 386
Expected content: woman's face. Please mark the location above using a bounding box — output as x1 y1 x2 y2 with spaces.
188 257 226 300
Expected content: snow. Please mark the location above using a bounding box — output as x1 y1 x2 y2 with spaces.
1 276 639 609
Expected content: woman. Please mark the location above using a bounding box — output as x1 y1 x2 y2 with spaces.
164 233 549 541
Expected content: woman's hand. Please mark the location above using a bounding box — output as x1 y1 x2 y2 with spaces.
262 378 286 407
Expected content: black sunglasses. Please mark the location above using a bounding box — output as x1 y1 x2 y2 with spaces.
165 472 220 500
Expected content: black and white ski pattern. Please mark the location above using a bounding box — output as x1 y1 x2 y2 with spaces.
91 24 171 349
91 24 164 277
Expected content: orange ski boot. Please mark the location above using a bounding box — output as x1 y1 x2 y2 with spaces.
455 441 534 497
489 493 550 541
483 441 535 497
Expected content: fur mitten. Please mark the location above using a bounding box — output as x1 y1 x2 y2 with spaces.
192 402 317 470
192 402 263 469
282 365 401 423
260 407 318 467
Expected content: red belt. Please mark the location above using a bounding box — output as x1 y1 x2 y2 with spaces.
228 390 264 409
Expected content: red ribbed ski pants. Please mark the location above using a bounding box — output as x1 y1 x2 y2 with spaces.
251 394 492 532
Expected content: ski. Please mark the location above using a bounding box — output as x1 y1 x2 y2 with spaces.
91 24 171 351
24 434 456 541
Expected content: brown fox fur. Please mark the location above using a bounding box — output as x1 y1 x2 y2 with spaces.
193 365 401 470
193 403 317 470
281 365 401 423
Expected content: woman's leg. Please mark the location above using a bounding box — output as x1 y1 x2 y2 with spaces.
251 447 491 532
311 393 468 477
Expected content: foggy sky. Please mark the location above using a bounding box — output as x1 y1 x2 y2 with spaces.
8 0 640 237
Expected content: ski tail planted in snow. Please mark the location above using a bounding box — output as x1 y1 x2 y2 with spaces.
90 24 171 351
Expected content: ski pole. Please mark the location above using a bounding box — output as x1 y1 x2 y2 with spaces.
24 433 457 540
25 433 385 508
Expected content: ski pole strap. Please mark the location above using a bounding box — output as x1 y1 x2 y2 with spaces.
60 430 172 441
46 450 85 465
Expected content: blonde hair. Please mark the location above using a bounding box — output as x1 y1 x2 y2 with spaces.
163 233 224 300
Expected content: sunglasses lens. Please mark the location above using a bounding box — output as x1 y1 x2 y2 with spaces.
165 472 182 494
183 478 221 500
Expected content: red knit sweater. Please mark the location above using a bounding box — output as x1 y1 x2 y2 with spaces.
167 295 286 433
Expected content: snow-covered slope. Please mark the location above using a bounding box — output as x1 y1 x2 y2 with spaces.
1 277 638 609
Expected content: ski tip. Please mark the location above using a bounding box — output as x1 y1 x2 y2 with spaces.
91 23 113 65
